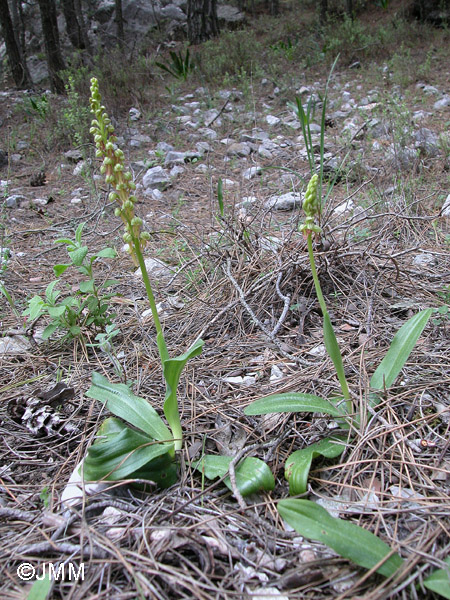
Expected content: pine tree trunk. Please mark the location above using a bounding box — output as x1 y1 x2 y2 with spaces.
61 0 84 50
115 0 125 47
0 0 32 88
187 0 219 45
37 0 66 93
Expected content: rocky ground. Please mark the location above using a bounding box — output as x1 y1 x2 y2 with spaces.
0 3 449 599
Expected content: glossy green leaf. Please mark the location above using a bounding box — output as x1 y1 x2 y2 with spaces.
79 279 95 293
75 222 85 243
278 499 403 578
68 246 89 267
323 312 350 402
130 452 178 489
244 393 346 418
53 263 70 277
285 436 346 495
86 372 172 442
163 338 204 450
423 558 450 599
26 573 52 600
23 296 45 320
47 305 67 318
42 323 59 340
45 280 60 303
370 309 432 405
83 417 174 481
192 455 275 497
95 247 117 259
101 278 119 289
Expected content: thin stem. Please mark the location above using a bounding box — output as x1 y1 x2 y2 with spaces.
307 233 328 316
307 233 352 412
132 236 169 364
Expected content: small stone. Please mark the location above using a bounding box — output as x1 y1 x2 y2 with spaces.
129 107 141 121
32 197 49 206
0 335 31 355
433 95 450 110
221 178 237 188
73 161 87 176
197 127 217 140
226 142 251 157
142 166 170 191
265 192 302 211
266 115 280 126
156 142 174 153
412 252 436 267
64 149 83 163
441 193 450 217
243 166 262 180
134 257 174 281
270 365 284 382
164 151 186 166
5 194 26 208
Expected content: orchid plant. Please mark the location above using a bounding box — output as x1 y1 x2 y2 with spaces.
244 172 433 579
82 79 274 496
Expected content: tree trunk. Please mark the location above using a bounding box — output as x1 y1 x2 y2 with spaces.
115 0 125 47
61 0 84 49
0 0 32 88
74 0 92 52
346 0 354 19
187 0 219 45
37 0 66 93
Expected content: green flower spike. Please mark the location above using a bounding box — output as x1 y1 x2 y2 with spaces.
89 77 169 365
300 173 322 237
89 77 147 265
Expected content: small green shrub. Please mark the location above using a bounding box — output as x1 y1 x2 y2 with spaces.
195 30 264 83
23 223 118 342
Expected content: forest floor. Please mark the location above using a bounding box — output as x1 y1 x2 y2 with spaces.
0 2 449 599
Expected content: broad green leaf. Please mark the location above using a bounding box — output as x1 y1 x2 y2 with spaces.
69 325 81 336
130 452 178 489
244 393 346 418
26 573 52 600
68 246 89 267
423 558 450 599
163 338 204 449
192 455 275 496
47 305 67 318
55 237 74 246
323 312 350 401
42 323 59 340
285 436 346 495
278 499 404 578
95 247 117 259
45 280 60 303
79 279 95 293
53 263 70 277
86 372 172 442
23 296 45 320
370 309 432 397
83 417 174 481
100 278 119 289
75 222 85 243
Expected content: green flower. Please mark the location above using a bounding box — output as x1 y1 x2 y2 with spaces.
300 174 322 236
89 77 148 263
